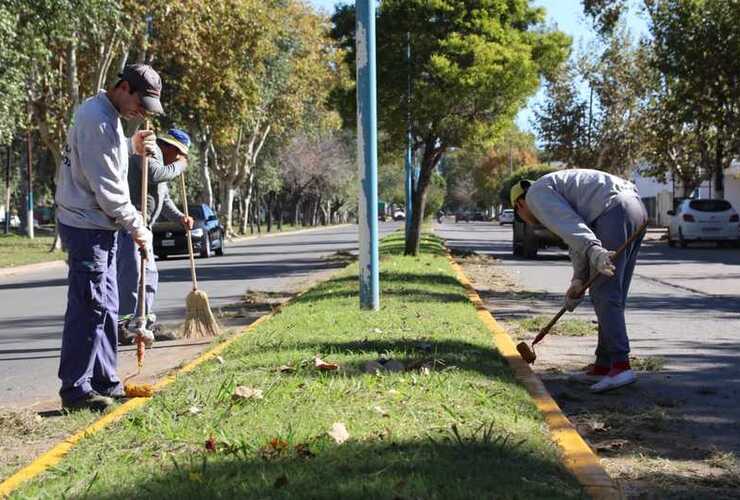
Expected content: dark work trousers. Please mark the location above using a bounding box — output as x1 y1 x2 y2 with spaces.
116 230 157 324
589 193 648 366
58 223 122 402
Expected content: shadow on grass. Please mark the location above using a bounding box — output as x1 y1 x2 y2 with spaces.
96 438 583 500
323 271 462 289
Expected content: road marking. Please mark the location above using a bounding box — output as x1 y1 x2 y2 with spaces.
447 255 623 500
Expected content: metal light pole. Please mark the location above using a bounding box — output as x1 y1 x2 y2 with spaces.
404 31 413 240
25 130 34 239
356 0 379 310
4 145 10 234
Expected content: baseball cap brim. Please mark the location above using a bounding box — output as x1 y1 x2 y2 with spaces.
141 95 164 115
158 135 189 156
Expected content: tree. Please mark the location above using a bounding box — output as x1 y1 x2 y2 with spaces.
645 0 740 199
332 0 569 254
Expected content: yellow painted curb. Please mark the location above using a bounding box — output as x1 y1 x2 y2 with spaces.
0 290 304 498
447 255 623 500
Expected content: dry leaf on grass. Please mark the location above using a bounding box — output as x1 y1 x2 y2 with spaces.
232 386 264 401
278 365 295 373
373 406 389 417
314 356 339 371
215 356 225 365
205 436 217 452
188 405 202 415
328 422 350 444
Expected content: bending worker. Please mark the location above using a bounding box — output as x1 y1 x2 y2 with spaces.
510 169 647 393
117 129 193 345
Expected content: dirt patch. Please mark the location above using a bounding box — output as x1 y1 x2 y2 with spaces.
457 256 740 499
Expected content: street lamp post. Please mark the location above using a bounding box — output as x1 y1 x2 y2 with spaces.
356 0 379 310
404 31 413 240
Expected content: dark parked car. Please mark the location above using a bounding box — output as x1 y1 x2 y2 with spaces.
455 211 470 223
512 212 566 258
153 204 225 259
472 211 487 222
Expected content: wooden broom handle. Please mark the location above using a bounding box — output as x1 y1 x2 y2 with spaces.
137 120 150 324
532 220 649 346
179 173 198 290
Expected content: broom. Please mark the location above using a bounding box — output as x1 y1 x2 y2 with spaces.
180 172 220 338
124 121 155 398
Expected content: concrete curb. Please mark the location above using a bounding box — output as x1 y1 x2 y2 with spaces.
447 255 623 500
0 260 67 280
0 286 313 497
0 225 353 280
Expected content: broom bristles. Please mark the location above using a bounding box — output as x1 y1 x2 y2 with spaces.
183 289 221 338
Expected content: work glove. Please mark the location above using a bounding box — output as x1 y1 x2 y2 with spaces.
132 130 157 157
588 246 616 277
132 226 153 259
564 278 585 312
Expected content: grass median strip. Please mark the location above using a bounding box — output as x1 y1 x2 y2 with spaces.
0 233 64 269
10 233 583 499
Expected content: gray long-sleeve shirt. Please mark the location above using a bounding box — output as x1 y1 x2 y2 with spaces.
525 169 640 280
127 147 186 225
55 91 144 234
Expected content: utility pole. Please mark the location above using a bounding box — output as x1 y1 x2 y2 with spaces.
356 0 379 310
4 145 10 234
25 130 34 239
404 31 413 240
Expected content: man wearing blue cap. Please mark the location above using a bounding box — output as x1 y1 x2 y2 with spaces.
117 129 193 344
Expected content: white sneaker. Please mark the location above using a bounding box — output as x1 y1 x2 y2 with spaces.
590 370 636 393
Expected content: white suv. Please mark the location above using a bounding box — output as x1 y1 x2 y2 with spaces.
667 199 740 248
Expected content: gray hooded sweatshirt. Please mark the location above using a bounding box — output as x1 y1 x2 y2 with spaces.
55 91 144 235
525 168 640 280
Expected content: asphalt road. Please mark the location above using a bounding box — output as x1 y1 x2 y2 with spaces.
436 219 740 453
0 223 400 408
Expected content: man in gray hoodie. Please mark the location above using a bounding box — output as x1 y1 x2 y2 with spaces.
510 169 647 393
55 64 164 411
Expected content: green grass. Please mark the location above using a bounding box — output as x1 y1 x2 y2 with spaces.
512 316 597 337
0 233 65 268
11 233 583 499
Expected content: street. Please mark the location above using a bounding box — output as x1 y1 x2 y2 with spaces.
436 219 740 496
0 223 400 409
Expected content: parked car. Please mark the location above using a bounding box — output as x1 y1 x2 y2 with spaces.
455 211 470 223
153 204 225 259
512 212 566 258
0 214 20 227
667 199 740 248
472 211 487 222
498 209 515 225
393 210 406 221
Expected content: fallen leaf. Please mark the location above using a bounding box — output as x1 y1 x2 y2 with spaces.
373 328 383 334
215 356 225 365
314 356 339 371
328 422 350 444
233 386 264 401
188 405 202 415
205 436 217 452
274 475 289 489
373 406 389 417
278 365 295 373
294 443 315 458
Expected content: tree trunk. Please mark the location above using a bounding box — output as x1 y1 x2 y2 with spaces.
714 136 725 200
266 193 273 232
201 138 214 207
224 180 236 235
278 197 283 230
405 143 444 255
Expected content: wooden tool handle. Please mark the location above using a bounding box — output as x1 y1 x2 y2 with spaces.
532 219 649 346
179 173 198 290
137 120 150 323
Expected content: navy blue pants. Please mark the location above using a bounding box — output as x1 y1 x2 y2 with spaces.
116 230 157 323
589 194 647 366
58 223 122 402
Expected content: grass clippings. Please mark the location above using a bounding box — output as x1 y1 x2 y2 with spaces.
9 233 583 499
630 356 667 372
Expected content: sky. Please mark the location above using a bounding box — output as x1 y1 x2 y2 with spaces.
306 0 649 135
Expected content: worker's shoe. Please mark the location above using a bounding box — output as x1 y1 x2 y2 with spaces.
62 391 114 412
590 368 636 393
570 363 610 384
152 323 178 342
